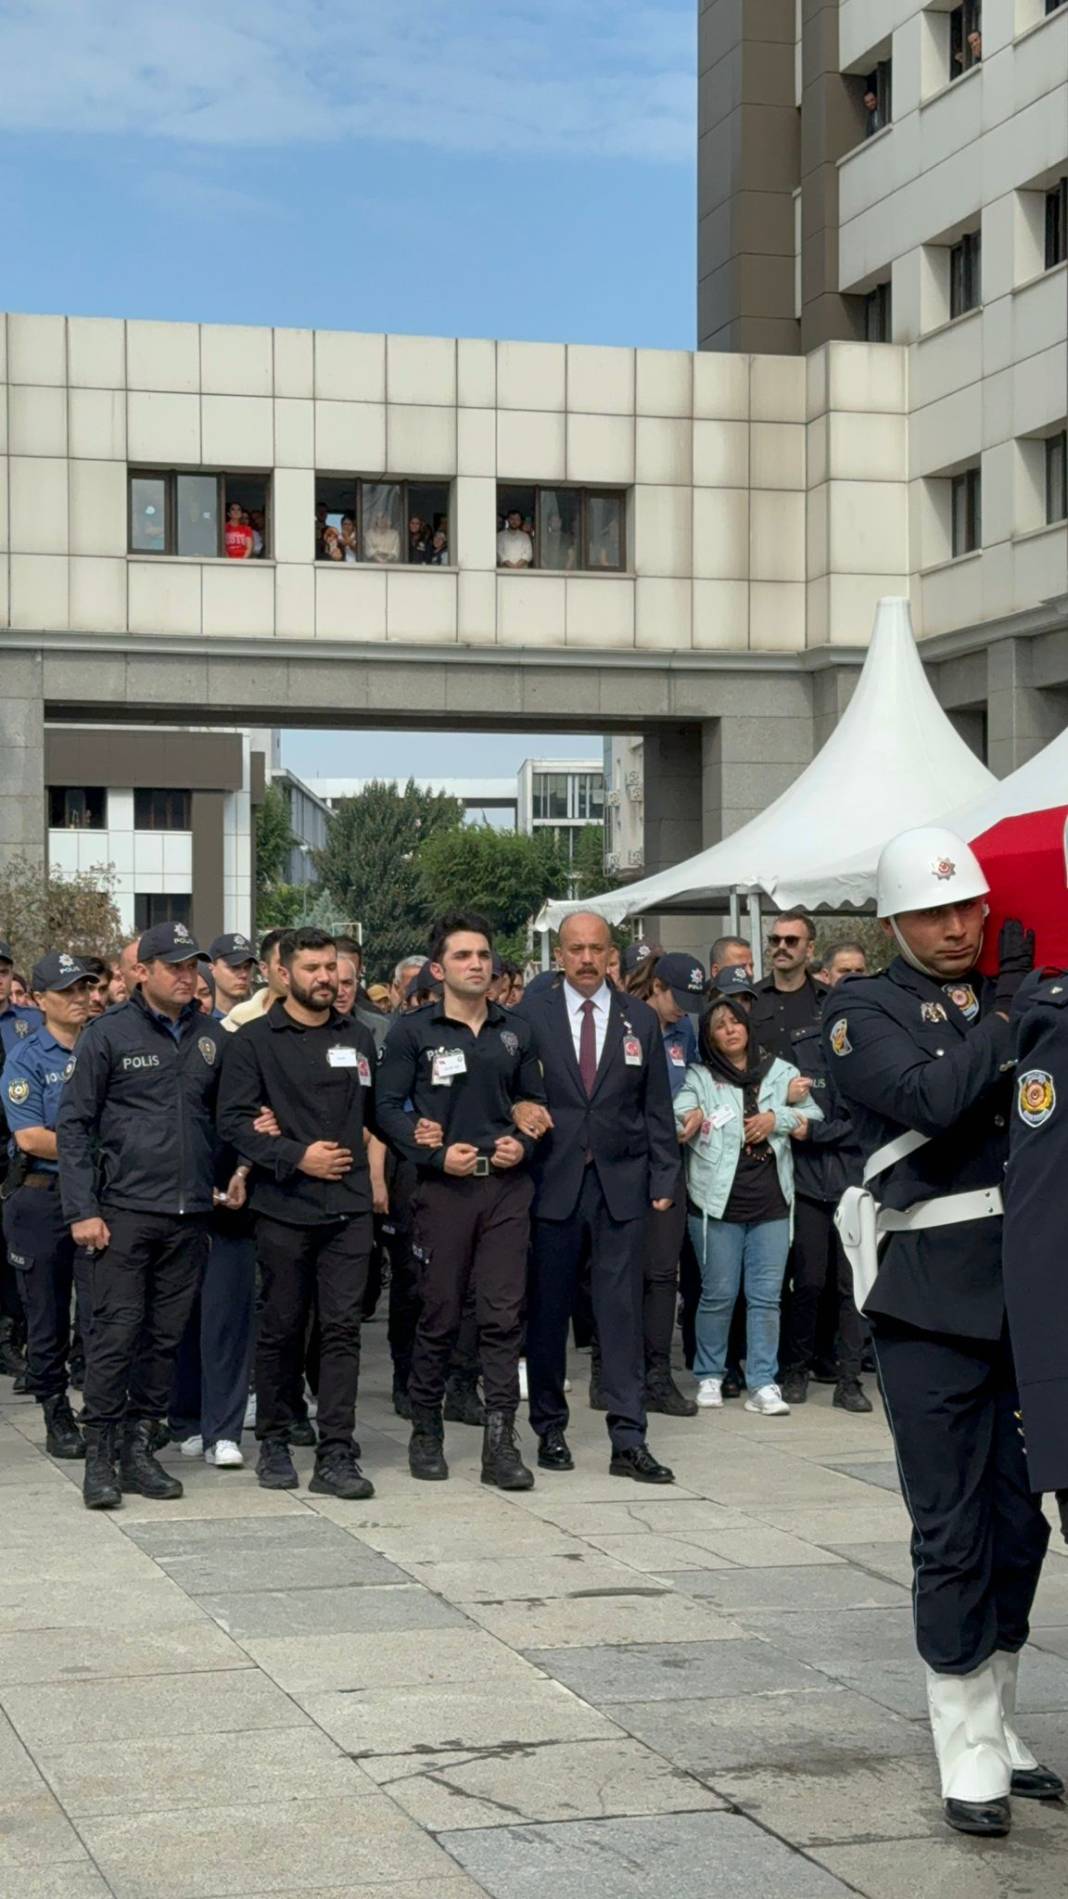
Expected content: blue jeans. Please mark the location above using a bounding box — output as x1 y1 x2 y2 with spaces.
688 1215 790 1389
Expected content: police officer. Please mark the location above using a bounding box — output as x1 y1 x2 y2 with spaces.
208 933 257 1017
778 952 872 1414
2 953 93 1456
377 911 547 1489
58 922 246 1510
825 825 1058 1838
0 937 41 1383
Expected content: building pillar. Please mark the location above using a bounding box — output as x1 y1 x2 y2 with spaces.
986 639 1067 776
641 724 704 952
0 652 46 870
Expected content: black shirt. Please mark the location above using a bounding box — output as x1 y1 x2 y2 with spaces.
751 974 825 1064
216 1001 379 1226
376 999 546 1174
721 1077 788 1224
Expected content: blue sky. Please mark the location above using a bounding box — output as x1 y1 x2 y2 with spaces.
1 0 696 779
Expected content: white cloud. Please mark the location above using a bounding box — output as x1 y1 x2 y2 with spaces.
0 0 695 161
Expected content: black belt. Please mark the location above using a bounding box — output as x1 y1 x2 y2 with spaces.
23 1173 58 1191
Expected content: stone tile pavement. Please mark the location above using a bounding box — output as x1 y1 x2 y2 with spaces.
2 1336 1068 1899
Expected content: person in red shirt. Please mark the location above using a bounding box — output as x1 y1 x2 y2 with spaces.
224 503 254 560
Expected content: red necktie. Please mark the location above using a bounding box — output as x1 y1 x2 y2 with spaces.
579 998 598 1095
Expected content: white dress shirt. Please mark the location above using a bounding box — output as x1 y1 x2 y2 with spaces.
564 979 611 1067
496 527 533 566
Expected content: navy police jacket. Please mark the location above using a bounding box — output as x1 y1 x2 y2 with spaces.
516 979 680 1223
57 990 222 1222
788 999 863 1206
1003 970 1068 1490
822 957 1015 1338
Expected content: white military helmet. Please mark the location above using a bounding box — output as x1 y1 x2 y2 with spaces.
876 826 989 920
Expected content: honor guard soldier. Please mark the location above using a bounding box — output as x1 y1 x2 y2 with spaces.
376 912 547 1490
826 826 1059 1839
2 953 93 1456
57 922 246 1511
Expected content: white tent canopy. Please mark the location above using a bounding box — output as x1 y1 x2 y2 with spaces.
945 724 1068 837
536 597 996 932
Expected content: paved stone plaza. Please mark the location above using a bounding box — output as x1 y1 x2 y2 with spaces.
2 1333 1068 1899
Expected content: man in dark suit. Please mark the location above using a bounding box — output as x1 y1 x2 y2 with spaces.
518 911 681 1482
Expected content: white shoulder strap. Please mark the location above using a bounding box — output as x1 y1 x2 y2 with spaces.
862 1127 930 1186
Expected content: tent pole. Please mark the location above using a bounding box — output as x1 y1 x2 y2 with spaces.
748 893 763 981
728 890 741 940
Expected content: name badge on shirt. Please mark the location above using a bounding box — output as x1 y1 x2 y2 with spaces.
667 1042 687 1068
704 1105 735 1134
432 1049 467 1085
623 1036 643 1067
357 1055 372 1087
327 1046 358 1069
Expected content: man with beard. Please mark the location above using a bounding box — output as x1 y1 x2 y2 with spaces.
216 928 379 1501
826 826 1057 1839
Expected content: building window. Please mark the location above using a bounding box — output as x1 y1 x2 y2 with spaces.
1047 433 1068 523
314 479 450 564
574 772 605 821
1046 179 1068 268
863 61 892 135
950 1 982 76
1047 1 1067 14
865 282 892 341
532 773 571 822
134 893 193 931
531 770 605 823
951 468 982 556
134 788 191 831
48 786 106 830
128 472 270 558
496 486 626 571
950 231 982 316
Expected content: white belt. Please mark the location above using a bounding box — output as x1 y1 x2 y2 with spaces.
877 1185 1003 1234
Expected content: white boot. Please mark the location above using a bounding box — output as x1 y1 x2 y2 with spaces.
991 1649 1065 1798
926 1661 1012 1832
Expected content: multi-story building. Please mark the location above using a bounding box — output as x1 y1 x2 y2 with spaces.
516 759 605 868
603 736 646 878
268 766 334 886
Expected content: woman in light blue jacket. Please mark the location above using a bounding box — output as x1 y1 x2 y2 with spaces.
674 992 821 1416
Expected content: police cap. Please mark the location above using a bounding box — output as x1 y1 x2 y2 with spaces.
621 941 653 975
209 932 255 966
655 952 709 1013
137 921 205 965
406 960 440 1001
713 965 758 1001
30 951 89 993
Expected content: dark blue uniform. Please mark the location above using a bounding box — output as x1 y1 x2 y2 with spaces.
825 956 1049 1674
0 1003 42 1352
2 1028 82 1400
779 1000 865 1385
0 1003 43 1061
1003 972 1068 1493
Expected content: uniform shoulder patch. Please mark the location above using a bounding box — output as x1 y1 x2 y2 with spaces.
14 1020 28 1038
6 1078 29 1105
500 1029 518 1056
63 1057 76 1082
829 1017 852 1058
943 981 979 1022
198 1036 216 1067
1018 1069 1056 1129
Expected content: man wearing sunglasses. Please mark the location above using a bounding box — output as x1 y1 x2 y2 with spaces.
750 912 825 1062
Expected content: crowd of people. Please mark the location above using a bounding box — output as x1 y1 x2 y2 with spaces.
3 829 1068 1842
315 508 449 566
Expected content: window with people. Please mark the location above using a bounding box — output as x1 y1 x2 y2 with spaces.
129 472 270 559
496 486 626 572
949 1 981 77
48 787 106 831
314 480 450 565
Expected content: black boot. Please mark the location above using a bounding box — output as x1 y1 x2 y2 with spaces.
781 1367 809 1405
43 1394 85 1460
443 1373 485 1427
120 1420 183 1500
481 1409 534 1490
309 1444 375 1500
0 1319 26 1380
644 1366 698 1418
409 1404 448 1481
721 1366 743 1399
83 1425 121 1509
833 1377 873 1414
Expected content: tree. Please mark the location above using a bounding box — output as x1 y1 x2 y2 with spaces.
417 824 570 964
255 784 297 898
570 824 620 900
315 780 464 976
0 856 123 971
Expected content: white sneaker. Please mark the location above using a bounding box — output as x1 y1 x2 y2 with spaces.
696 1377 723 1408
243 1392 257 1430
518 1359 529 1402
178 1434 204 1457
744 1384 791 1416
205 1439 244 1468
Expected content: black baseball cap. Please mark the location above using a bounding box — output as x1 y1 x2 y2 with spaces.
137 922 205 965
656 952 709 1013
714 965 758 1001
30 952 89 993
0 941 13 965
209 932 255 966
406 961 440 1001
621 941 653 975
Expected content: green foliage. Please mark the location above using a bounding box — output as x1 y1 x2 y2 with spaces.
315 779 464 977
569 824 620 900
0 856 123 970
255 784 297 894
417 824 570 960
816 916 891 974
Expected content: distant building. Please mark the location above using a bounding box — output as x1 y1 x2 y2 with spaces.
516 758 605 870
603 736 645 879
269 768 334 887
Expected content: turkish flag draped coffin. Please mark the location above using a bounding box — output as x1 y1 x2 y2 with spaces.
974 808 1068 976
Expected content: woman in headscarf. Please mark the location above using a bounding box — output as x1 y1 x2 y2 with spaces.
675 991 819 1416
